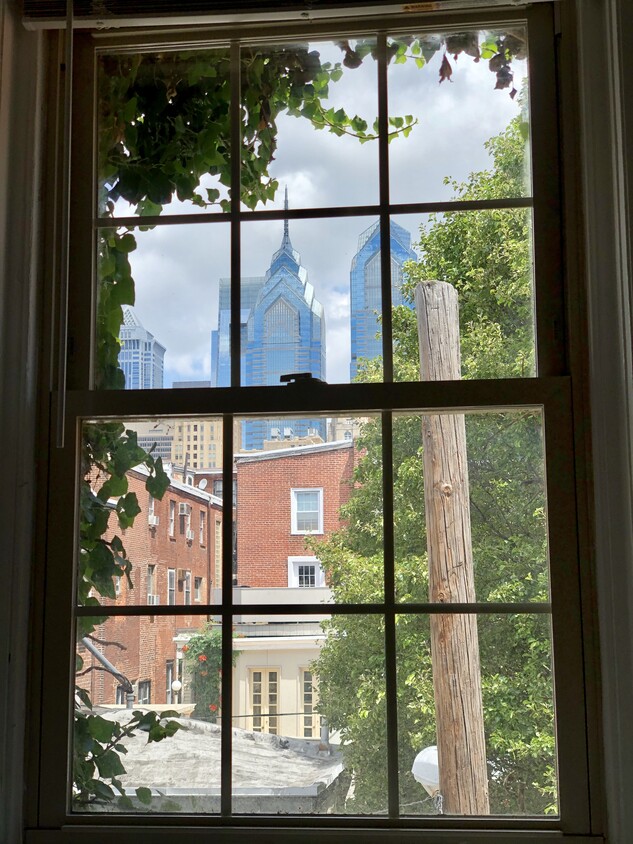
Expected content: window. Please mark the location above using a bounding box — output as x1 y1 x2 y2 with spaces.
194 576 203 602
35 4 598 840
288 556 326 588
147 564 157 604
167 569 176 606
199 509 206 545
183 571 191 605
291 488 323 534
166 660 175 705
137 681 151 705
301 670 319 739
251 669 279 735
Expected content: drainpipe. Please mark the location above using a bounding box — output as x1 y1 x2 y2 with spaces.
81 637 135 709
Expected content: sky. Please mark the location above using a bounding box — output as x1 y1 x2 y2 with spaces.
115 34 528 387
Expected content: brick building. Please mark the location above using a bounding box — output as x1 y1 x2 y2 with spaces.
77 466 222 708
229 440 355 739
234 440 354 588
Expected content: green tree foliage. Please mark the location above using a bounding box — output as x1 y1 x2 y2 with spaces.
314 117 557 815
182 624 239 722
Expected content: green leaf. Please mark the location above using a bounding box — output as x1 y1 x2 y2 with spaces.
96 748 127 779
135 786 153 805
117 233 137 253
87 715 119 743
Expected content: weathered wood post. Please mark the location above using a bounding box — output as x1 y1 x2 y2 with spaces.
415 280 489 815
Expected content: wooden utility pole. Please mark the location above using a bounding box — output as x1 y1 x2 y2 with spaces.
415 280 490 815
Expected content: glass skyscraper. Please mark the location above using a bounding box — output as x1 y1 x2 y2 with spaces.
118 305 166 389
349 220 416 380
211 195 326 450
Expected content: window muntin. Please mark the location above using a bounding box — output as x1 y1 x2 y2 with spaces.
52 8 590 835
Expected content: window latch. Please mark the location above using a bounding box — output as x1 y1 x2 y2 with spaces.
279 372 325 385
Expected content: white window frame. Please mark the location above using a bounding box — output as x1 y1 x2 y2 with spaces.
290 488 323 535
287 556 326 588
167 568 176 606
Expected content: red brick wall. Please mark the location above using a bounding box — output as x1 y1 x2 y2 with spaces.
77 470 221 705
235 444 354 587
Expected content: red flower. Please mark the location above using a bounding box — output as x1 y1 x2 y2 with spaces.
182 645 188 652
209 703 218 712
198 654 207 662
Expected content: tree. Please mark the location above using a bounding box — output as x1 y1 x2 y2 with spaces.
182 624 240 722
314 116 556 815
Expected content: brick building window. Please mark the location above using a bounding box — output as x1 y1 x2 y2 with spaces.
147 564 158 604
288 556 325 588
291 488 323 534
138 681 151 705
183 571 191 605
194 577 203 602
166 661 175 704
168 500 175 537
167 569 176 606
199 510 206 545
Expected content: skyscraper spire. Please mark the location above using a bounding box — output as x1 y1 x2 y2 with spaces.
281 184 292 252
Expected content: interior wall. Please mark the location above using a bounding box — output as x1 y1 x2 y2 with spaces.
0 2 45 841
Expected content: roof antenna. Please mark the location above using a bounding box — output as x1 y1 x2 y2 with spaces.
281 185 292 250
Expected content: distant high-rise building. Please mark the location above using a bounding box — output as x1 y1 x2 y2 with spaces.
119 306 166 389
349 220 416 380
211 190 326 450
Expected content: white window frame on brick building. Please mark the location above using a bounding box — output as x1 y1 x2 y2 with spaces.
287 556 326 588
290 488 323 535
167 568 176 606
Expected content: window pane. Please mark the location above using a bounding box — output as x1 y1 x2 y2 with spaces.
388 27 530 204
240 40 378 212
396 612 556 816
97 48 231 218
239 217 377 389
73 619 223 813
232 614 387 814
234 414 382 603
77 418 224 609
392 410 549 603
96 224 228 390
389 210 535 383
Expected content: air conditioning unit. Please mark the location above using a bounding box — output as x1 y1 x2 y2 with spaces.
177 568 187 581
179 503 191 516
148 514 160 527
148 594 160 605
186 529 195 541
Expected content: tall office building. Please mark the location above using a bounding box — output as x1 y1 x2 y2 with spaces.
211 192 326 450
349 220 417 380
118 305 166 389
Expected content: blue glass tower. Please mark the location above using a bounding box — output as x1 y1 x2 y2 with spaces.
349 220 416 380
211 191 326 450
118 305 166 389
